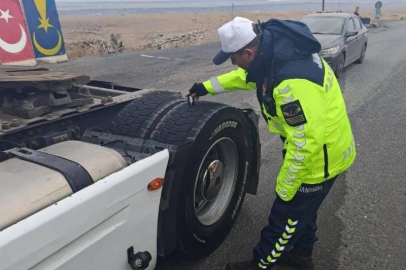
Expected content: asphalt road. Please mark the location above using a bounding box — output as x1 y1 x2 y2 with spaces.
56 20 406 270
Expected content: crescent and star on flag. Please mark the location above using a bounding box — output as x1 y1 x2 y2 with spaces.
32 0 63 56
0 0 62 56
0 9 28 54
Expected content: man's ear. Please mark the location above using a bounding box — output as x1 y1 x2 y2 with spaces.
244 48 256 61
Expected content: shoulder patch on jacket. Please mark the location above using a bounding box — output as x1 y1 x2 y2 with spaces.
281 100 307 127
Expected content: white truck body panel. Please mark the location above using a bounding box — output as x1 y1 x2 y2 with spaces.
0 150 170 270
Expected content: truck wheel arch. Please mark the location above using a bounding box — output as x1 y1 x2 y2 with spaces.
111 96 260 257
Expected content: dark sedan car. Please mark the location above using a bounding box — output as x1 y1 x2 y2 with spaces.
300 13 368 77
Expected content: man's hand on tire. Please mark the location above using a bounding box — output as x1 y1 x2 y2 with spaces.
186 83 208 101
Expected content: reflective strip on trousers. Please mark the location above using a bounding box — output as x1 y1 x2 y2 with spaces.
261 219 298 266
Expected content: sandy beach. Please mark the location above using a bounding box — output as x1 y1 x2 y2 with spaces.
60 9 406 58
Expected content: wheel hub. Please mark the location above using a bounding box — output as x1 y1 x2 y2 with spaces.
201 160 224 201
194 137 238 226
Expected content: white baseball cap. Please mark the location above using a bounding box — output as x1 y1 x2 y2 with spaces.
213 17 257 65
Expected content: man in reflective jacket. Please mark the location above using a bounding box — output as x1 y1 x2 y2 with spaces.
187 17 356 270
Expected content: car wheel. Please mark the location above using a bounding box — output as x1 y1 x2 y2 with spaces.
356 44 367 64
151 102 253 257
335 52 345 78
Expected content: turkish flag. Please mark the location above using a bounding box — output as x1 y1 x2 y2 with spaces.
0 0 35 64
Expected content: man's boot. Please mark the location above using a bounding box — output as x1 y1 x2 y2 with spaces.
276 248 315 270
226 259 262 270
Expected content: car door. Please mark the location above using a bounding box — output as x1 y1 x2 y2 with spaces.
344 17 358 65
354 16 367 51
353 16 365 57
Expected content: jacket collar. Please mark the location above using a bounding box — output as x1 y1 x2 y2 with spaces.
246 29 274 84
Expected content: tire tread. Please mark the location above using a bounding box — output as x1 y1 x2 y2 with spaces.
151 101 226 145
111 94 182 138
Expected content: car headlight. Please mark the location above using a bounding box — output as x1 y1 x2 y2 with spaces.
320 46 340 55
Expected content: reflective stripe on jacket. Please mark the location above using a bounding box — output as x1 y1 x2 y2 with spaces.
203 68 256 94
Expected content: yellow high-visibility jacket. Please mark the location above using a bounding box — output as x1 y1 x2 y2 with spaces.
203 55 356 201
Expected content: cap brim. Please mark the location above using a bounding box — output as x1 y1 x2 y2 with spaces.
213 50 232 65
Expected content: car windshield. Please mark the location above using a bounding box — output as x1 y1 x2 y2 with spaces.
300 17 345 35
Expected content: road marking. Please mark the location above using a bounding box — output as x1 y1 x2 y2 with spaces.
140 54 187 61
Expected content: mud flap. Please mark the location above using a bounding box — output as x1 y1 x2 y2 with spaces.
242 109 261 195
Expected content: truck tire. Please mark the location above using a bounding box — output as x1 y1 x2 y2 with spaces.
151 102 253 257
111 94 183 139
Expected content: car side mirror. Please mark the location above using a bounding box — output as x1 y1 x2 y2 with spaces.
347 31 359 37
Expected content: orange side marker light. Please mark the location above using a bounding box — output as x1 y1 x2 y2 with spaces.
148 178 165 191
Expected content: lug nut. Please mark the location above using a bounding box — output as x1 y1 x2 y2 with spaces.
11 119 21 127
1 121 10 130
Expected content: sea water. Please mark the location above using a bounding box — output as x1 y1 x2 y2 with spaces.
55 0 406 16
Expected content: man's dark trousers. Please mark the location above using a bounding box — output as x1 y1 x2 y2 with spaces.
253 176 338 268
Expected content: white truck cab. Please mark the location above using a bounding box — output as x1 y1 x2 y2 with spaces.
0 142 169 270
